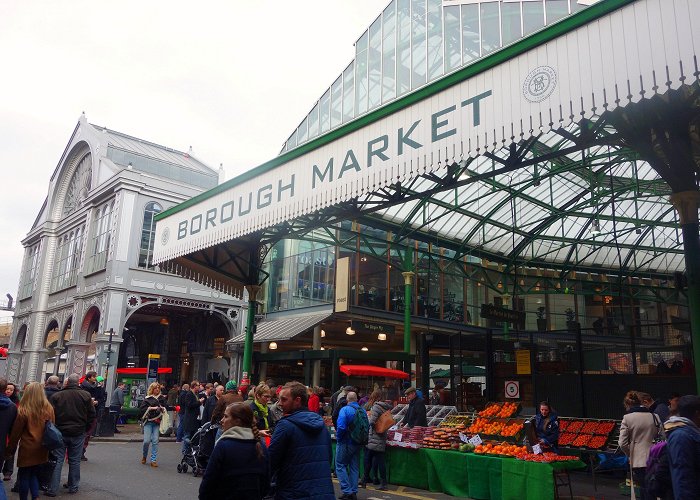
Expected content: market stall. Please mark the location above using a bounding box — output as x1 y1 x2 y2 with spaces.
384 447 584 500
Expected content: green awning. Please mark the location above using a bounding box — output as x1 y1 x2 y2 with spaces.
430 364 486 378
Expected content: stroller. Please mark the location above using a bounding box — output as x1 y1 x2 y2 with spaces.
177 422 220 477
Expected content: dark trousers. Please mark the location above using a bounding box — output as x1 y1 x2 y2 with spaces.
18 465 41 500
632 467 650 500
370 450 387 481
83 417 97 451
110 405 122 431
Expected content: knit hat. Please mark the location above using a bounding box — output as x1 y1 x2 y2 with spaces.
225 380 238 391
96 376 105 383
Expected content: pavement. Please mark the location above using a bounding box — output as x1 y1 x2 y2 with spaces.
0 423 628 499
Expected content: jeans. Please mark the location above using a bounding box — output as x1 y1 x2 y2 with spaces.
50 433 84 494
17 465 40 500
176 415 185 441
335 441 360 495
370 450 386 481
142 422 159 462
182 430 193 454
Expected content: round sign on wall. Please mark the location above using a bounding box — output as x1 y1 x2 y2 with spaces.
504 380 520 399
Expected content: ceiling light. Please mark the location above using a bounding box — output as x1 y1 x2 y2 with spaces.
297 361 303 366
378 333 387 341
159 317 169 325
590 220 601 236
360 256 367 262
346 327 355 335
320 346 325 350
361 346 369 351
269 342 278 350
320 329 326 338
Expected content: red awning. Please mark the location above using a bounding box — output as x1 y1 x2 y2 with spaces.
115 367 173 375
339 364 409 379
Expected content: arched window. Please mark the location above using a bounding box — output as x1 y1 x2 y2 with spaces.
138 202 162 269
63 153 92 216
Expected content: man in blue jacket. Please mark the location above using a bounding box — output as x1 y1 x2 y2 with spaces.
335 391 364 500
666 395 700 500
268 381 334 500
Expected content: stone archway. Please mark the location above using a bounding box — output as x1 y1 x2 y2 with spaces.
42 319 60 378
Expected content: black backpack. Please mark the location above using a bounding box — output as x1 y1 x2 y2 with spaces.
645 440 672 499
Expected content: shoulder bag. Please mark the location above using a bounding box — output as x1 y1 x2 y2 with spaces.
42 420 63 451
374 409 396 434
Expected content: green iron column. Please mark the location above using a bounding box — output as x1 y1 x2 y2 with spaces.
242 284 261 383
670 191 700 392
401 245 414 355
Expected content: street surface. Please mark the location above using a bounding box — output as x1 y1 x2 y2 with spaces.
0 440 458 500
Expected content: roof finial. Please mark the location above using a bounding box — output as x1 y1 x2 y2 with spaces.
218 163 225 184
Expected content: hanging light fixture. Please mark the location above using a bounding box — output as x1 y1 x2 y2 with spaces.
345 326 355 335
159 317 169 325
377 333 387 341
269 342 278 350
320 329 326 338
590 219 601 236
320 346 325 350
361 346 369 351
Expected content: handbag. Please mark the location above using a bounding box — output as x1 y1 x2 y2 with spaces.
42 420 63 451
159 410 171 435
374 409 396 434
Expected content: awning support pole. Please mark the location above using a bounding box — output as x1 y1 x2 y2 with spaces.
243 284 260 383
670 191 700 392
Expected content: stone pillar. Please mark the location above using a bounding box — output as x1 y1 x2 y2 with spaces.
65 341 92 377
312 325 322 387
191 352 212 383
5 351 23 383
22 347 49 382
670 190 700 391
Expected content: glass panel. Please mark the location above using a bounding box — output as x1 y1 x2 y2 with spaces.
462 4 480 63
355 33 368 115
545 0 569 24
138 202 162 270
319 90 330 133
368 18 382 110
382 1 397 102
297 116 308 144
308 102 319 139
427 0 443 81
444 5 461 72
523 0 545 36
411 0 427 88
571 0 587 13
330 76 342 128
397 0 411 96
286 130 297 149
501 2 521 46
342 62 355 123
480 2 500 55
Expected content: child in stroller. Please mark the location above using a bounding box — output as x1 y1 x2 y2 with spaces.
177 421 220 476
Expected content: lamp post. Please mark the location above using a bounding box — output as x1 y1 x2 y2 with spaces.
104 328 114 381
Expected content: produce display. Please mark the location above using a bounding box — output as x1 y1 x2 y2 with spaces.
478 402 519 418
515 452 580 463
558 418 618 450
474 442 527 457
439 414 472 428
500 420 524 437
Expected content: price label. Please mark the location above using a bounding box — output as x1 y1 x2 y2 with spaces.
469 434 483 446
459 432 468 443
532 444 542 455
394 432 403 442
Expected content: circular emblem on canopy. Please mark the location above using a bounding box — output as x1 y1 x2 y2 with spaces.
522 66 557 103
161 227 170 246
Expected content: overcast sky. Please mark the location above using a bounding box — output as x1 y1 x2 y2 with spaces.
0 0 382 317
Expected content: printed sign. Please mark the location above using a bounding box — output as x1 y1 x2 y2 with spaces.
504 380 520 399
515 350 531 375
146 354 160 387
394 432 403 442
469 434 483 446
335 257 349 312
532 444 543 455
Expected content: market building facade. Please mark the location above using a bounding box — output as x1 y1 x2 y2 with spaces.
154 0 698 418
7 115 245 401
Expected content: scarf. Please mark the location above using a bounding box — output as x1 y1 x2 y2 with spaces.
254 399 269 429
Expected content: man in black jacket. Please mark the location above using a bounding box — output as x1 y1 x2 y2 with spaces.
402 387 427 428
44 375 61 400
80 371 100 458
180 381 203 453
48 374 96 496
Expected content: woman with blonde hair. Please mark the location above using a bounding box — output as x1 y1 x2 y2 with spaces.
139 382 166 467
199 402 269 499
6 382 54 500
249 383 273 437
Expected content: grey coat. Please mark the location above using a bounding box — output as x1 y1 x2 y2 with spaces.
367 401 393 452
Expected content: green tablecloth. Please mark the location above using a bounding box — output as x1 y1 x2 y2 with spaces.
385 447 585 500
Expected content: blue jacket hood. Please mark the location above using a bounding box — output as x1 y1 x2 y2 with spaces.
0 395 13 409
285 409 326 433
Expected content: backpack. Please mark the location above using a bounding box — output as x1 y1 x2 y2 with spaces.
42 420 63 451
645 440 672 498
349 407 369 445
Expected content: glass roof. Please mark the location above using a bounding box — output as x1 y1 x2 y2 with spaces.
353 119 684 275
281 0 597 154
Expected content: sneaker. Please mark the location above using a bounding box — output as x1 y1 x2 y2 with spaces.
81 454 88 461
2 475 10 481
150 461 158 468
141 457 147 464
114 429 121 434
